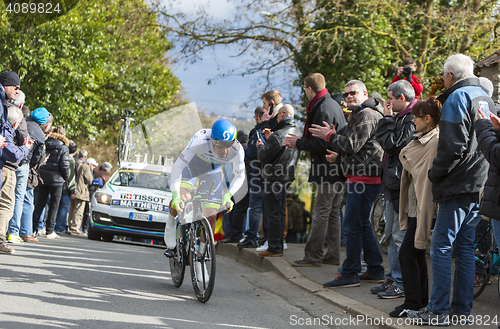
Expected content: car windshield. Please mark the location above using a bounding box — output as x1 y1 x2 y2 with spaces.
109 169 171 192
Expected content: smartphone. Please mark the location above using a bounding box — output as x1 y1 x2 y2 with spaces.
479 101 491 120
256 129 266 144
268 102 274 116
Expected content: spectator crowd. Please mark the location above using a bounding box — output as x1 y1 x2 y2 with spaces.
219 54 500 324
0 70 113 254
3 52 500 324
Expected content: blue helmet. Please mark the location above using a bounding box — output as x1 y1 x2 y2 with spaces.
211 119 237 148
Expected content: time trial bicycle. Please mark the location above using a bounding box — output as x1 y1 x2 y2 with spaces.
166 181 228 303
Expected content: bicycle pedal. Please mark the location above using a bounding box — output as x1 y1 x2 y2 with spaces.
164 249 175 258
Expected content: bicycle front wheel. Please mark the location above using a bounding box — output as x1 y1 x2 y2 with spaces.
189 216 216 303
169 221 186 288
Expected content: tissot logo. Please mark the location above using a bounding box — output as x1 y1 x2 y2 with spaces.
126 194 132 200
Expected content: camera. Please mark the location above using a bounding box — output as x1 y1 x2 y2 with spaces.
402 66 412 76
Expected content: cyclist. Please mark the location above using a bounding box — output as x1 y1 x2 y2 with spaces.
164 119 246 269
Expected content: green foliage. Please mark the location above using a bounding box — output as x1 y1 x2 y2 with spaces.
296 0 500 100
296 12 393 96
0 0 182 139
159 0 500 106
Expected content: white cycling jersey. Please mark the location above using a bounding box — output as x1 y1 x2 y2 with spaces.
170 129 246 198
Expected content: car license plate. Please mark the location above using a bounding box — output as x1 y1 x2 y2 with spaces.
129 212 152 221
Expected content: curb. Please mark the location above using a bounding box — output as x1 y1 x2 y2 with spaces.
217 243 420 329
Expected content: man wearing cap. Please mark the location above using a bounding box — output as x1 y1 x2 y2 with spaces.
68 157 96 235
0 71 22 185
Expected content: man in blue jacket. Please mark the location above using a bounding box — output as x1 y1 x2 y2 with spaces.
409 54 495 325
0 107 32 254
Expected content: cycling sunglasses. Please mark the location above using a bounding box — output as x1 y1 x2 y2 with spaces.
213 139 235 149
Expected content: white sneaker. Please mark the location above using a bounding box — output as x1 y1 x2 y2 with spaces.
195 262 209 282
283 241 288 250
35 228 46 237
256 241 268 252
45 232 60 239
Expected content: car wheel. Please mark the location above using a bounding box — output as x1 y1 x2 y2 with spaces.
102 233 114 242
87 227 102 241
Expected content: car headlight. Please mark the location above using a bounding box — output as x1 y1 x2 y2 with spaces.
95 192 112 205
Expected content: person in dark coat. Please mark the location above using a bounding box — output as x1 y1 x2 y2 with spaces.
256 104 301 257
32 126 70 238
475 106 500 259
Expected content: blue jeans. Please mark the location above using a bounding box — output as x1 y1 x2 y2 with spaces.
20 188 34 236
341 183 384 276
7 164 29 236
493 219 500 252
245 181 264 242
427 196 481 315
55 194 71 233
385 198 405 288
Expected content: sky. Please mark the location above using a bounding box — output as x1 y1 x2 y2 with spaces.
165 0 296 120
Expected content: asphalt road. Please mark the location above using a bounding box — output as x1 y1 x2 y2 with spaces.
0 235 379 329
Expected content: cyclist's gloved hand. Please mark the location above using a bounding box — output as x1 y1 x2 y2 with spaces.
222 191 234 212
171 191 184 211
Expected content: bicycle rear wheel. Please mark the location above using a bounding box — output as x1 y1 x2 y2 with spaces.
169 221 186 288
190 216 216 303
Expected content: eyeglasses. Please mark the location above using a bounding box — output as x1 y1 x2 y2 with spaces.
213 139 235 149
6 85 20 90
343 90 360 98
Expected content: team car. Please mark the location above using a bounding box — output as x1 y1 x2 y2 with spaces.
88 162 172 243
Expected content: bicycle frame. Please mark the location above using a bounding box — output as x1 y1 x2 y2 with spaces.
116 109 134 164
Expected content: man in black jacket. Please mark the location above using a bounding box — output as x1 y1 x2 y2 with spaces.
373 80 416 299
256 104 301 257
285 73 347 267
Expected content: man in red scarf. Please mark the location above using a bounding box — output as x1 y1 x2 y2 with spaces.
284 73 346 267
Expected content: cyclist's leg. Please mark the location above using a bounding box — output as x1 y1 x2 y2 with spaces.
197 172 224 235
164 200 177 248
